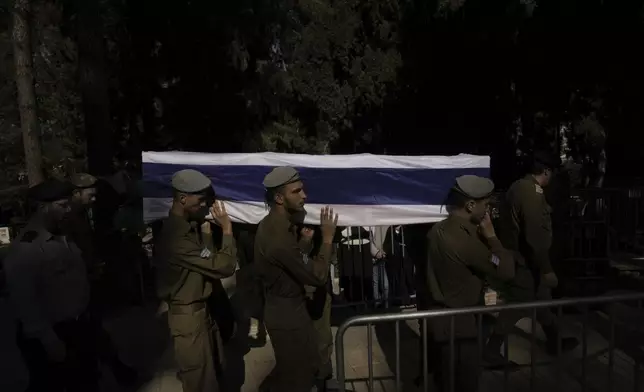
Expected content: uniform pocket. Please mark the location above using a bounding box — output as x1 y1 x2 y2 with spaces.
168 307 208 337
168 307 213 372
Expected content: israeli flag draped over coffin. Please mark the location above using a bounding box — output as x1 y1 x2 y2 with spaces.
142 151 490 226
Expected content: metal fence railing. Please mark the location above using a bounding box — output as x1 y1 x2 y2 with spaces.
332 225 420 309
335 292 644 392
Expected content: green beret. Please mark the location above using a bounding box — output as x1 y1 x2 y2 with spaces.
453 175 495 200
263 166 301 189
70 173 98 189
28 179 74 202
171 169 212 194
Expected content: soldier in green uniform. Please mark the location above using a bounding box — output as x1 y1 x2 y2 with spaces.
310 290 335 391
3 179 99 391
155 169 238 392
67 173 139 386
255 166 338 392
426 175 516 392
300 227 337 391
486 152 578 359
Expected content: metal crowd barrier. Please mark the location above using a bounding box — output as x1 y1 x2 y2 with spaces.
333 225 420 309
335 292 644 392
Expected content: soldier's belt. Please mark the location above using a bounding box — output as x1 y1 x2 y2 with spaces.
168 301 206 314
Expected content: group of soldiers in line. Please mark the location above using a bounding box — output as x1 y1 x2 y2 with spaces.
2 174 138 392
2 149 579 392
153 150 578 392
1 166 338 392
421 150 580 391
154 166 339 392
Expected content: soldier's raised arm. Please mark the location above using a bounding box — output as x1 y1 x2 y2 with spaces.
445 214 515 282
171 200 238 278
272 206 338 287
172 231 238 278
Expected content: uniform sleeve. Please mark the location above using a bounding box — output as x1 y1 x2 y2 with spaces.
513 188 553 274
273 238 332 287
3 244 55 341
201 227 215 250
173 234 238 278
448 232 515 282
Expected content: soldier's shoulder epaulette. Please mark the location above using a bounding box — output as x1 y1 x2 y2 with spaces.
20 231 39 243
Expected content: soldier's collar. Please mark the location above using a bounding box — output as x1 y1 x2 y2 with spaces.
167 212 193 234
267 210 293 232
447 214 478 235
524 174 539 184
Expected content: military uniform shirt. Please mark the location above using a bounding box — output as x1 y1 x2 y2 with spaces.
255 211 332 327
427 215 514 308
501 175 553 274
3 218 90 339
155 213 238 305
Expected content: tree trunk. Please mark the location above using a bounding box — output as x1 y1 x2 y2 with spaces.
76 0 113 177
74 0 115 245
13 0 44 186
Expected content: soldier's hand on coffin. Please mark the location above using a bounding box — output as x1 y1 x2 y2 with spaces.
208 200 232 234
320 206 339 242
541 272 559 288
478 212 497 239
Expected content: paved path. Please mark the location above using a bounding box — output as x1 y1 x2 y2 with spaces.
2 296 644 392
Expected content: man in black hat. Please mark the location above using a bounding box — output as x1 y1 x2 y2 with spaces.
255 166 339 392
487 151 579 360
155 169 238 392
3 179 99 391
424 175 516 392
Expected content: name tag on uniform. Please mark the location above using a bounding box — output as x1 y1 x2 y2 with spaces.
535 184 543 194
301 252 309 264
200 248 212 259
490 254 500 266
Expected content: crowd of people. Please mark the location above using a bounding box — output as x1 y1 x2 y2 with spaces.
1 149 582 392
2 175 138 392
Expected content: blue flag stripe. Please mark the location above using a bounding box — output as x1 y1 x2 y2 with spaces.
142 163 490 206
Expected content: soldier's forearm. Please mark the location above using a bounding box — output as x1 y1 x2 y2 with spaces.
310 243 332 285
485 236 505 254
211 235 238 276
213 254 238 277
202 230 214 250
219 233 236 252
